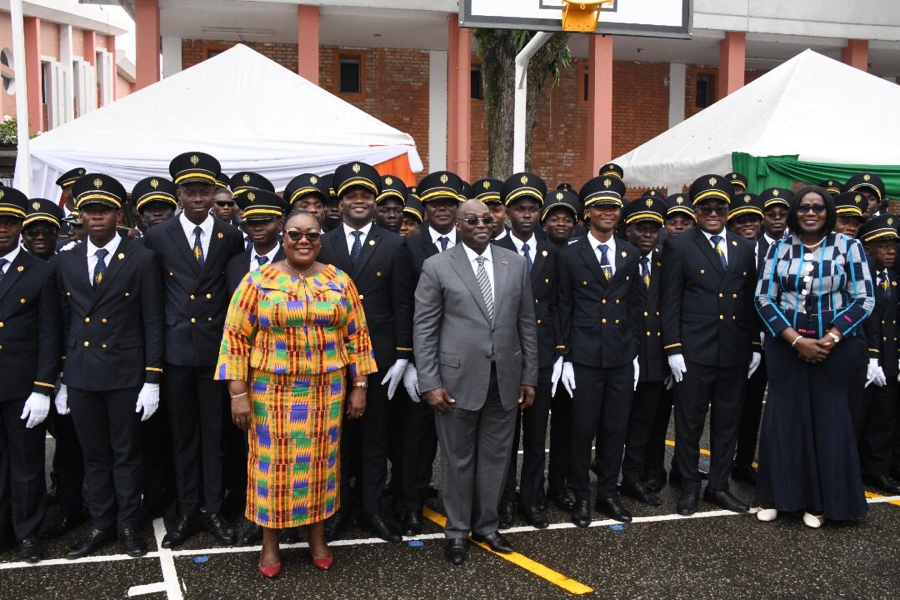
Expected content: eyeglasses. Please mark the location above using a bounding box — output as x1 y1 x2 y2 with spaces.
797 204 827 214
457 216 495 226
285 230 321 242
696 204 728 216
215 201 235 207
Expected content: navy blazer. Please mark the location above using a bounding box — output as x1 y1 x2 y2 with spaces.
0 250 61 400
225 247 286 296
635 249 668 382
863 265 900 377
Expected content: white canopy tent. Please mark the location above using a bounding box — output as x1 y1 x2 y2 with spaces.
16 44 423 199
614 49 900 191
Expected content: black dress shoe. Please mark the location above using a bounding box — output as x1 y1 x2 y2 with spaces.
367 513 402 543
703 488 749 513
444 538 468 565
161 515 199 549
642 471 666 493
571 499 592 528
669 468 708 487
864 474 900 495
546 489 575 512
619 479 662 507
595 495 633 523
426 484 439 498
279 527 300 544
119 528 148 557
240 522 263 545
676 492 699 516
202 513 237 545
401 510 422 536
498 499 517 530
66 527 115 559
323 511 347 542
520 505 550 529
731 464 757 486
41 513 88 540
470 530 513 554
19 536 42 564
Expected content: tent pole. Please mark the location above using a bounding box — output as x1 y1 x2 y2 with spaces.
514 32 552 173
10 0 31 195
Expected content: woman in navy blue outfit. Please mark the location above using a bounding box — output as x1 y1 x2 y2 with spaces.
754 186 874 527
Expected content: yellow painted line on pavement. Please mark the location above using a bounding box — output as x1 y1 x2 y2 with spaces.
422 507 594 596
665 439 709 457
864 490 900 507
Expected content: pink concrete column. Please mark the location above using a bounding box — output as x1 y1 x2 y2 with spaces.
135 0 160 90
84 30 96 66
23 17 41 134
842 39 869 72
297 5 319 84
718 31 745 99
446 17 459 176
108 35 118 100
447 18 471 181
586 35 613 176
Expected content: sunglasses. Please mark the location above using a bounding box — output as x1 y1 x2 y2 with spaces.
285 230 321 242
215 201 235 207
730 214 761 225
23 227 58 237
696 205 728 216
797 204 827 214
458 216 495 226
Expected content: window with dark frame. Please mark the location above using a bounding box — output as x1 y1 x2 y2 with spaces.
470 66 483 101
583 66 590 103
696 73 716 108
339 57 362 95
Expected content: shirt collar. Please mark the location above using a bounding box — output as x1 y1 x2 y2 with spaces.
430 226 454 244
254 245 280 264
463 243 493 264
0 244 20 266
763 233 779 246
701 228 725 243
492 228 508 241
588 230 616 253
86 233 122 258
180 212 214 239
344 221 373 239
509 233 537 252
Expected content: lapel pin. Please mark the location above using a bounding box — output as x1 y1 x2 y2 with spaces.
541 250 548 257
502 260 508 265
368 240 376 246
732 241 738 246
17 265 24 272
117 253 125 260
217 232 224 239
621 251 627 258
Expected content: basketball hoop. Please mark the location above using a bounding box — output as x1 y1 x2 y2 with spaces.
561 0 614 33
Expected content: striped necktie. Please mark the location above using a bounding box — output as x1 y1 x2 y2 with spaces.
711 235 727 269
522 242 533 272
350 230 363 267
475 256 494 321
598 244 612 280
93 249 109 287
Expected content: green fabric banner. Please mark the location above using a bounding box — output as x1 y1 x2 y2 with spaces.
732 152 900 199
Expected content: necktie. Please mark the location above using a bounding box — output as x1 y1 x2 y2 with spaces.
880 271 891 299
475 256 494 321
711 235 727 269
257 255 269 267
193 226 205 268
641 255 651 288
598 244 612 280
93 248 109 287
350 230 363 267
522 243 533 272
245 237 253 251
439 236 449 252
0 258 7 281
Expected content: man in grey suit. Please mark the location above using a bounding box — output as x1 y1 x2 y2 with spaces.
414 199 539 565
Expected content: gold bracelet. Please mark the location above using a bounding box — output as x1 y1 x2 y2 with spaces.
790 335 803 347
230 392 248 399
352 381 368 389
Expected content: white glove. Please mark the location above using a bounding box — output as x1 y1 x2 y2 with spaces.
866 358 887 388
668 354 687 383
55 383 70 415
633 357 640 391
382 359 409 400
551 357 564 396
402 363 420 401
561 361 576 398
748 352 761 378
21 392 51 428
135 382 160 421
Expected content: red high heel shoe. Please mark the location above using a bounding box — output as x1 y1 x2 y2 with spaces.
311 553 334 571
258 562 281 578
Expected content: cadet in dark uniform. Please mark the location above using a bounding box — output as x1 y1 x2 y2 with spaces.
493 173 555 529
399 171 464 536
55 175 163 559
725 172 748 196
821 179 843 198
760 188 792 248
846 173 886 218
0 188 61 563
619 194 667 506
55 168 86 238
399 194 424 239
232 172 274 253
212 175 237 225
133 177 178 230
283 173 329 224
375 175 407 234
541 189 581 250
556 175 642 526
321 174 343 232
662 175 760 516
472 178 508 241
317 162 413 543
855 216 900 494
21 199 63 259
143 152 244 548
833 191 869 238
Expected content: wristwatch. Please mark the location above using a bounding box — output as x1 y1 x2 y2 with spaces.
828 332 841 344
352 381 368 389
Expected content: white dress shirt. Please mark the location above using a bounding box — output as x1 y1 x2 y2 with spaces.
463 243 494 301
588 230 617 276
701 228 728 266
0 245 20 276
86 234 122 282
180 212 214 259
509 233 537 266
343 221 373 254
429 226 456 252
251 245 281 270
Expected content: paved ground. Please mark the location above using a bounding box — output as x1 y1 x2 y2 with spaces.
3 428 900 599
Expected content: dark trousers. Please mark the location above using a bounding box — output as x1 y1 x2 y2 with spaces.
621 380 666 485
220 383 247 504
388 386 409 495
50 407 85 519
852 379 899 478
571 363 634 499
338 372 390 516
644 388 674 479
503 366 552 507
402 392 438 513
674 362 746 495
69 387 142 530
0 398 47 540
164 364 224 517
735 358 767 469
547 384 573 494
435 368 516 538
140 392 174 510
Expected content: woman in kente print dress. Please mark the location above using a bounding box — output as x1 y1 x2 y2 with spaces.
216 210 376 579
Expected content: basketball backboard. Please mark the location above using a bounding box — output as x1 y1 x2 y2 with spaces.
459 0 692 39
